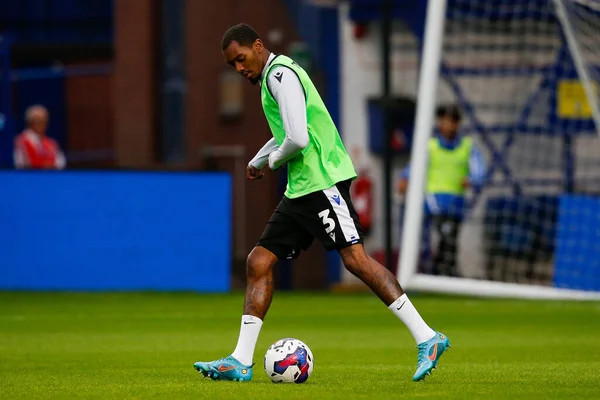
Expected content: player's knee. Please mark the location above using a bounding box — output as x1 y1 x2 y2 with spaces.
246 247 276 279
340 246 368 274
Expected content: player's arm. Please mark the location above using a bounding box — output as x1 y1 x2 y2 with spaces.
464 144 486 188
249 138 279 169
266 66 309 171
247 138 280 180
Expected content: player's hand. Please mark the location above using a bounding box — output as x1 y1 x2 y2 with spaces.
247 165 264 180
462 177 472 189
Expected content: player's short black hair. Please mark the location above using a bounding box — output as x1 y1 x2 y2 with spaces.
436 104 462 122
221 23 260 50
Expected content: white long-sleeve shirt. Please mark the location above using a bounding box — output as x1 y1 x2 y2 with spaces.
248 53 309 170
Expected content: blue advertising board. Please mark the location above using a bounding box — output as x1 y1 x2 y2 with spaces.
0 171 231 292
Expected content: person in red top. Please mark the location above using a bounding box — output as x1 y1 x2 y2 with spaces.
13 105 66 170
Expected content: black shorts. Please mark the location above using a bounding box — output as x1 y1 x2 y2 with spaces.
257 179 364 259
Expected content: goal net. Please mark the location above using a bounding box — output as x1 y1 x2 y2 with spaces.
397 0 600 299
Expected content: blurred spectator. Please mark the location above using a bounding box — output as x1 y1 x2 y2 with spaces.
398 104 486 277
13 105 66 170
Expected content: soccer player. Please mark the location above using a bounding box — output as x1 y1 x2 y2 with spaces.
194 23 450 382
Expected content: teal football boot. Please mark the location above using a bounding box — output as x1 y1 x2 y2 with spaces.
194 355 253 382
413 331 451 381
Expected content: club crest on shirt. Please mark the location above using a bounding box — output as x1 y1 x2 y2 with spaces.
274 71 284 83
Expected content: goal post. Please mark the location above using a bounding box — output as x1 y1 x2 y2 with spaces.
397 0 448 288
396 0 600 300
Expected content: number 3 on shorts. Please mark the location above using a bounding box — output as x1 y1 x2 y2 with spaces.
318 209 336 240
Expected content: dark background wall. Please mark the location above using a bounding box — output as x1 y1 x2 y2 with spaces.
2 0 329 289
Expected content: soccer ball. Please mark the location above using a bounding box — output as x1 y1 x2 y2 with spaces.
264 338 314 383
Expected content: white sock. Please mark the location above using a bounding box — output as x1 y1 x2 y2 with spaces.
230 315 263 366
389 294 436 344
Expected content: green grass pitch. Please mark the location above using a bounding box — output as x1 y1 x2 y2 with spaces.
1 291 599 399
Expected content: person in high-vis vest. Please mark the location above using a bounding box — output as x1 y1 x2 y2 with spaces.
193 23 450 383
399 105 486 277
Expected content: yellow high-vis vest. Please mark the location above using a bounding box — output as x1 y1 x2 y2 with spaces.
426 137 472 195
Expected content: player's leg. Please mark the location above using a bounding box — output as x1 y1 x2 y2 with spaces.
338 246 450 381
194 198 313 381
193 246 276 382
445 215 462 277
433 214 461 277
294 179 450 381
338 244 431 331
420 215 434 275
431 214 446 275
230 204 313 365
228 245 277 367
